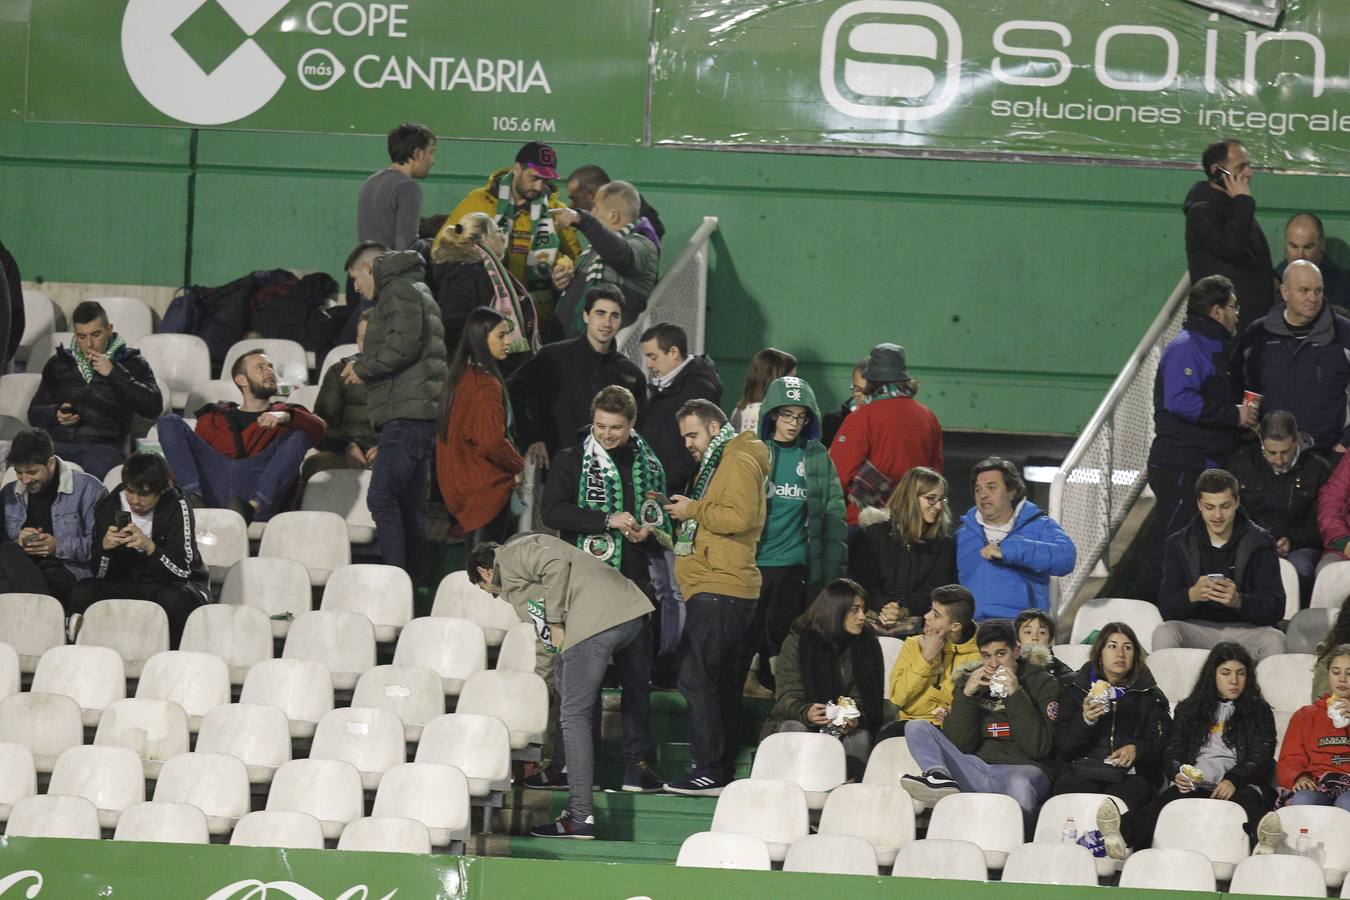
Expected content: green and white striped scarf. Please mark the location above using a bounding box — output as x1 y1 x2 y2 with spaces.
848 380 911 412
495 172 560 294
570 223 636 335
71 333 126 383
674 421 737 557
576 430 672 568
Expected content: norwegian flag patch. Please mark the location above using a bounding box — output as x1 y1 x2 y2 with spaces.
986 721 1011 739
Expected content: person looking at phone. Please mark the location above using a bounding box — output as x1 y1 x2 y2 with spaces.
67 452 209 647
1184 139 1275 332
1154 468 1286 662
0 428 105 611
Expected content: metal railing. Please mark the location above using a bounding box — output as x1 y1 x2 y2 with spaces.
616 216 718 366
1048 273 1191 615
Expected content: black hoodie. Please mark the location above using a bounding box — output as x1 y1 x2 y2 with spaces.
1183 180 1274 333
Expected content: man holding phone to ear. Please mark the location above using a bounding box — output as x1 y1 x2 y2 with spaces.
1184 139 1276 332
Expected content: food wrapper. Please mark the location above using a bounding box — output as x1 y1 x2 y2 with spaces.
1077 829 1107 858
1088 680 1112 705
1179 763 1204 785
989 666 1010 698
825 696 860 728
1329 700 1350 729
552 254 575 274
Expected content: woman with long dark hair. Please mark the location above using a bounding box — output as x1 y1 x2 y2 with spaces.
730 347 796 434
758 578 884 779
435 307 523 545
1096 642 1280 858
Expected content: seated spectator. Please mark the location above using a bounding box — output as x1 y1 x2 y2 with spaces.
1226 410 1330 600
729 347 796 435
1312 598 1350 701
899 619 1060 830
1154 468 1285 662
956 457 1075 621
1096 642 1280 857
1014 608 1073 681
68 452 209 646
883 584 979 736
1317 448 1350 565
157 350 326 524
428 212 539 377
302 311 376 485
566 164 665 244
829 343 943 527
1241 259 1350 455
436 308 524 545
1276 646 1350 811
758 578 883 781
1053 623 1171 811
0 428 104 608
551 181 660 336
849 466 955 638
820 357 867 447
27 300 162 480
1274 212 1350 310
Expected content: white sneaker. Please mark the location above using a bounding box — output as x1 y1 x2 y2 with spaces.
1253 811 1285 855
1096 798 1128 861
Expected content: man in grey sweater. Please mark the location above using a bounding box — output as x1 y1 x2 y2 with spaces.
356 122 436 251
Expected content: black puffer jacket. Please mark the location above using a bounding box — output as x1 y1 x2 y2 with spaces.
848 521 956 619
28 344 162 446
1056 664 1172 784
1167 694 1277 799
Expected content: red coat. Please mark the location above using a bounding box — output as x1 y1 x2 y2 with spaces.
436 366 524 531
1318 452 1350 554
193 402 326 458
829 396 943 524
1276 695 1350 788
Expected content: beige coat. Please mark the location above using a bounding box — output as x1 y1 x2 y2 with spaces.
674 431 771 600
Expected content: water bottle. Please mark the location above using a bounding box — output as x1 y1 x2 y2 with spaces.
1295 827 1310 857
1061 817 1078 844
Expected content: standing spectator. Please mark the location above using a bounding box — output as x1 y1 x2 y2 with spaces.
1274 213 1350 310
1185 139 1275 332
157 351 326 524
1154 468 1286 662
849 466 956 637
820 358 867 447
68 453 209 646
429 212 538 377
302 311 376 486
730 347 796 435
759 579 884 781
28 301 162 479
357 122 436 252
662 399 770 795
1276 646 1350 811
829 343 942 527
1242 260 1350 455
0 428 104 609
1225 410 1331 600
343 248 447 576
956 457 1075 621
1311 600 1350 701
565 164 665 243
435 308 523 546
883 584 979 735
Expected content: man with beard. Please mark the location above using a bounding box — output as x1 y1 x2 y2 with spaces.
157 350 327 524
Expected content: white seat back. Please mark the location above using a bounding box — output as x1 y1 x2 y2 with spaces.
0 592 64 672
1257 653 1317 712
195 703 292 785
18 290 57 358
259 511 351 586
337 816 432 854
1069 597 1165 651
1146 647 1209 710
818 782 915 867
1276 805 1350 889
321 564 413 643
861 736 924 812
112 800 210 844
927 792 1024 870
24 330 71 373
371 761 471 847
1119 847 1218 891
318 344 358 386
153 751 250 835
193 508 250 585
414 713 511 797
0 641 17 701
1311 560 1350 608
302 469 376 544
76 597 170 678
878 636 903 686
495 621 538 673
134 333 212 409
180 604 273 685
710 778 809 863
282 610 376 691
455 671 547 750
749 731 846 810
1001 842 1099 885
219 339 309 384
782 833 878 876
230 810 325 849
183 379 242 413
1153 797 1251 882
220 556 312 638
431 571 519 647
393 617 487 695
1053 643 1091 672
1230 853 1328 897
5 794 100 839
1286 607 1338 656
93 697 190 778
676 831 772 870
0 692 83 773
890 838 987 880
310 706 407 791
240 658 334 739
1033 793 1129 849
266 758 365 840
352 664 445 743
32 644 126 726
135 650 231 729
48 745 145 828
0 741 37 821
92 296 154 345
0 374 43 424
1279 557 1301 620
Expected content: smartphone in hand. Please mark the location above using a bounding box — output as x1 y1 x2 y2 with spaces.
114 511 132 529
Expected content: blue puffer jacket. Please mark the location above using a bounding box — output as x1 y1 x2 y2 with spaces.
2 458 107 579
957 500 1076 621
1148 315 1240 472
1241 301 1350 453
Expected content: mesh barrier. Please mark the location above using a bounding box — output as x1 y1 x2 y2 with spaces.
616 216 718 366
1049 274 1191 614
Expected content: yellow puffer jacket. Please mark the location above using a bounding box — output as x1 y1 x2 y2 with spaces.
888 630 981 724
674 431 771 601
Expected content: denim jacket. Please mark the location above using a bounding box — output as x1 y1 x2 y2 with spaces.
2 458 106 579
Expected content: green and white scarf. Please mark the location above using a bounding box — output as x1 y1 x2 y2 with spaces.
674 421 737 557
495 172 561 293
71 333 126 383
576 431 672 568
848 381 911 412
571 223 636 335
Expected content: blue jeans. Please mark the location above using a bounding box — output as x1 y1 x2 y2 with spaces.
905 719 1051 834
367 418 435 574
157 414 307 520
678 592 756 778
648 550 685 659
1285 788 1350 811
53 441 123 481
1285 546 1320 603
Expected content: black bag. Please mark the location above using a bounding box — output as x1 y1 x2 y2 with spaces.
1070 758 1128 784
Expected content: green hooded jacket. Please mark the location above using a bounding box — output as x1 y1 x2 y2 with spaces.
758 376 848 592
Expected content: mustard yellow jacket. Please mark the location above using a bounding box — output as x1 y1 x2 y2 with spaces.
888 630 981 724
674 431 771 601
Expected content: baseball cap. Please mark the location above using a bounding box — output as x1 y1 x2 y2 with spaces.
515 142 559 180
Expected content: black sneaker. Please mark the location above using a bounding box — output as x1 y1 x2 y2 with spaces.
622 762 664 793
664 769 728 797
528 812 594 839
899 770 961 804
227 496 256 526
523 767 568 790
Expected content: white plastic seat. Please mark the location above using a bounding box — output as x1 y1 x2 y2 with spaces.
0 374 42 424
24 330 72 374
877 636 903 686
1153 797 1250 881
135 650 230 731
371 762 471 848
93 697 189 779
321 564 413 643
90 296 154 345
495 622 538 673
1286 607 1339 656
302 469 376 545
18 290 56 363
5 794 100 840
1312 560 1350 608
318 343 358 386
230 810 325 850
431 571 519 647
415 713 511 798
455 671 548 752
1053 643 1091 673
782 833 879 876
818 782 916 868
1069 597 1165 651
890 838 988 880
285 384 320 410
76 597 170 679
0 742 36 824
352 665 444 743
1257 653 1317 712
195 703 292 785
862 736 925 813
1279 557 1301 620
337 816 432 854
266 758 365 841
750 732 846 810
220 339 309 385
1001 842 1099 885
113 800 210 844
1147 647 1209 711
0 641 17 701
927 792 1024 871
710 778 809 863
393 617 487 696
1276 805 1350 888
153 751 250 835
676 831 772 870
1033 793 1128 878
0 592 66 672
1230 853 1328 897
183 379 242 414
220 556 312 638
311 707 407 791
102 464 124 492
134 333 212 410
240 658 334 739
0 692 83 773
283 610 376 691
32 644 126 726
180 604 273 685
194 508 250 586
47 745 145 829
1119 847 1218 891
259 511 351 586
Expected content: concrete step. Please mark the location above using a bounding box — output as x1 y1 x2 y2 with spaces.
497 787 716 845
